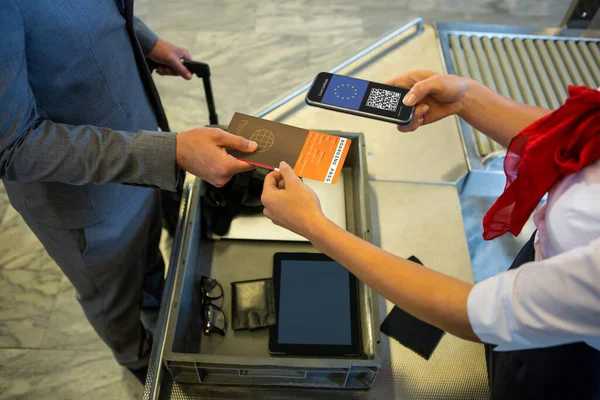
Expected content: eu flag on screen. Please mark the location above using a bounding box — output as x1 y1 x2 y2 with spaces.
321 75 368 110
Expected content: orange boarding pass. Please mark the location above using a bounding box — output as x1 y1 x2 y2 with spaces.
226 113 351 184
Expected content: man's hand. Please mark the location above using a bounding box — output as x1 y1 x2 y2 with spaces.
261 162 325 239
176 128 257 187
148 39 192 80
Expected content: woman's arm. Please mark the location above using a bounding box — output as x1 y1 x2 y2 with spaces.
387 71 552 148
307 215 478 342
469 236 600 350
458 79 551 148
262 163 479 342
262 162 600 349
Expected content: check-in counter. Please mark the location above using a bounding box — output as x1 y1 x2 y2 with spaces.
144 18 600 399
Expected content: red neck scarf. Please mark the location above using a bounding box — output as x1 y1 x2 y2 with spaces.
483 86 600 240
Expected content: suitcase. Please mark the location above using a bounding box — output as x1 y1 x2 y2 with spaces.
149 59 219 236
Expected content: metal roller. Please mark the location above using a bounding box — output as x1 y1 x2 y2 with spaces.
470 36 497 91
470 37 502 152
449 34 492 157
459 35 493 156
479 37 507 152
440 27 600 161
491 37 524 103
524 39 560 109
546 40 579 90
556 40 586 85
566 41 596 87
534 40 568 104
449 35 471 83
575 41 600 87
459 36 484 85
587 43 600 75
502 38 536 105
481 37 510 97
513 39 549 108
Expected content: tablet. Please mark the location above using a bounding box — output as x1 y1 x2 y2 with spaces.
270 253 361 356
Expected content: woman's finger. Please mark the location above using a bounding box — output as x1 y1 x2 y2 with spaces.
403 75 445 106
396 117 424 133
278 161 302 186
386 70 438 88
263 171 283 190
413 103 429 120
396 103 428 132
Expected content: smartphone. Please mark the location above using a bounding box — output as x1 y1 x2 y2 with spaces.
305 72 414 125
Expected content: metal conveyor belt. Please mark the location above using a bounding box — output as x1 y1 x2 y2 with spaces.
442 31 600 159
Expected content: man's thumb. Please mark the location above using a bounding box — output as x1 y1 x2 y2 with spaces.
219 131 258 153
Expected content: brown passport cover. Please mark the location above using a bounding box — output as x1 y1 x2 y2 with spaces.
227 112 309 170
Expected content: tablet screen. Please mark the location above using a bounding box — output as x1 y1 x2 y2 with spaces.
270 253 360 356
278 260 352 345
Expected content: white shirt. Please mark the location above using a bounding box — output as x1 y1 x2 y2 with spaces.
467 160 600 351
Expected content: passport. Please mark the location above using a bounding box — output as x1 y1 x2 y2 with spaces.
226 113 351 184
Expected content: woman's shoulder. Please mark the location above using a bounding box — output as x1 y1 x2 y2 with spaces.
544 160 600 255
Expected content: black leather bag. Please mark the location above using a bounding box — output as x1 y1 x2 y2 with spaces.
201 169 268 236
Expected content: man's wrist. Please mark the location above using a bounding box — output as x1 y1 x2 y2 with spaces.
174 132 189 171
146 38 162 59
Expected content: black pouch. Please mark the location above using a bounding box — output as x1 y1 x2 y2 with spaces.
201 169 268 236
379 256 445 360
231 278 276 331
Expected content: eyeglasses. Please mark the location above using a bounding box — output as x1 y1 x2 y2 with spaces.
194 276 227 337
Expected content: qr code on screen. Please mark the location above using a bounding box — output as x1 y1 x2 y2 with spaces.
365 88 401 112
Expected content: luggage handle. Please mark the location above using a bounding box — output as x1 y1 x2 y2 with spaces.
147 59 219 125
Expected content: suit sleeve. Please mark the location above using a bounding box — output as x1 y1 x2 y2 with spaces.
134 16 159 54
0 0 177 191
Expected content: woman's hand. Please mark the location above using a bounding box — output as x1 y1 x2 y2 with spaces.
386 70 470 132
261 162 325 239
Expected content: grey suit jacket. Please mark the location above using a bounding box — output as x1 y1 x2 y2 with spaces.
0 0 177 228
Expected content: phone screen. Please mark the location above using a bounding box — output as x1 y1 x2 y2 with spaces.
306 72 413 124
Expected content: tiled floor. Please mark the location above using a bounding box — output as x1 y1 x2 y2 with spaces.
0 1 570 399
